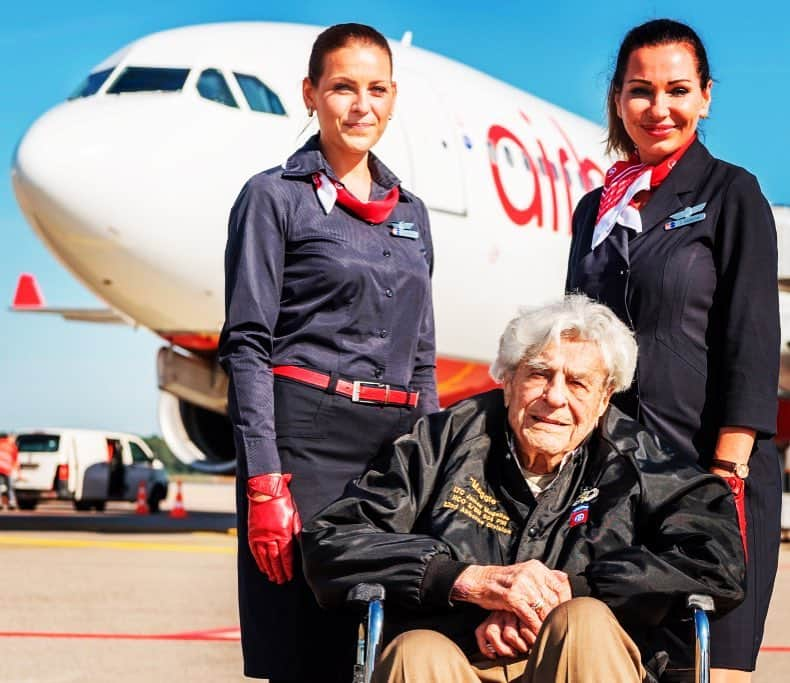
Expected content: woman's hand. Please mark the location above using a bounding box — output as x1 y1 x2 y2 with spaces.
451 560 572 633
709 426 754 560
475 610 534 659
247 473 302 583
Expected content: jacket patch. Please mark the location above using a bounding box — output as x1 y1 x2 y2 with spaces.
569 504 589 527
441 476 512 535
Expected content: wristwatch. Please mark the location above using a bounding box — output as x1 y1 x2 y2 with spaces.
710 458 750 480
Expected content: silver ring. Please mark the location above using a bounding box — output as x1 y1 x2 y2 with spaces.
530 597 545 612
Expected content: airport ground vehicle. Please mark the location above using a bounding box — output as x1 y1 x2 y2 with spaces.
14 429 169 512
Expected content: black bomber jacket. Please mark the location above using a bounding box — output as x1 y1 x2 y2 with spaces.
302 389 745 674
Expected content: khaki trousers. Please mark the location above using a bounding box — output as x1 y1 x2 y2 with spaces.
372 597 647 683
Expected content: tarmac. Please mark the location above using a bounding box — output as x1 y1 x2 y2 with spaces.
0 479 787 682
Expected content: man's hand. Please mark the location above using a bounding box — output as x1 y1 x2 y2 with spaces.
475 610 534 659
247 473 302 584
451 561 572 634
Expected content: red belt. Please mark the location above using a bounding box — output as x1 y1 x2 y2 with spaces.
272 365 420 408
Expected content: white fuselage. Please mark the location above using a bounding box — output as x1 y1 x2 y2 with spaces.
11 22 609 363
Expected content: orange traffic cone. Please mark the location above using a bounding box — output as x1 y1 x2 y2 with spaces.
169 479 188 519
135 481 149 515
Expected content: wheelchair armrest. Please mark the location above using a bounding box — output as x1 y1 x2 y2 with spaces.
347 584 386 683
687 594 714 683
686 594 715 613
661 596 715 682
346 582 386 608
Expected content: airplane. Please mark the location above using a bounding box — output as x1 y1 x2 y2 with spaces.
10 21 790 475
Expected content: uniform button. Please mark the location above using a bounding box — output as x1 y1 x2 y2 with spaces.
379 329 388 338
383 249 391 257
527 527 539 538
385 288 393 298
374 368 384 378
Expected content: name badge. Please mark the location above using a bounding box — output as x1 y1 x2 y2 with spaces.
389 221 419 239
665 202 706 231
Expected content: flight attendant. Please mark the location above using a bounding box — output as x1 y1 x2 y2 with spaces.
566 19 780 683
218 23 438 683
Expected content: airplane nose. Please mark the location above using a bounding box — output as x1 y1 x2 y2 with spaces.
12 100 110 242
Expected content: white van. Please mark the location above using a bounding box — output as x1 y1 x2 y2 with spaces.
14 429 169 512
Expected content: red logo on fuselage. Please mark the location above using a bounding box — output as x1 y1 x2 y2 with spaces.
487 113 603 233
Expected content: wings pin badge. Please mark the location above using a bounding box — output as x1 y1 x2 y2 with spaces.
389 221 419 239
665 202 706 230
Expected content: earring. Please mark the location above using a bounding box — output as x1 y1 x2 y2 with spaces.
388 114 393 121
308 108 314 117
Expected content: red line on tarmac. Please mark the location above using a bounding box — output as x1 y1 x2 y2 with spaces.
0 626 240 641
1 628 787 652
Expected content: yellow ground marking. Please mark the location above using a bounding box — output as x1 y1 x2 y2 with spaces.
190 528 237 538
0 535 234 554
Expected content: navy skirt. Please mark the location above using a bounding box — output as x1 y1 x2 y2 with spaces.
236 378 419 680
709 438 782 671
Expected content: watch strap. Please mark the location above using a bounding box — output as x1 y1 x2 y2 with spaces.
710 458 749 479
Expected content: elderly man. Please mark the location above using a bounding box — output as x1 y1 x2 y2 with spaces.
301 296 744 683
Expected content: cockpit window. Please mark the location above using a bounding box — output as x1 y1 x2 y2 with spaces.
107 67 190 94
69 68 114 99
233 73 286 116
197 69 238 108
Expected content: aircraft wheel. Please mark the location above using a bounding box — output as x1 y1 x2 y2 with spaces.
93 501 106 512
18 499 37 511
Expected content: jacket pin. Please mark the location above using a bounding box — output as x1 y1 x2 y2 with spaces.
572 487 599 506
389 221 419 239
665 202 706 230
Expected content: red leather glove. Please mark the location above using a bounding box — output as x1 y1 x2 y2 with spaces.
247 473 302 584
726 476 748 562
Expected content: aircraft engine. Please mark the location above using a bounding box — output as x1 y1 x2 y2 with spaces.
157 347 236 473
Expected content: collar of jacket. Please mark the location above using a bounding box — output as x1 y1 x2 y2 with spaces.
638 139 715 234
504 420 585 484
280 133 401 190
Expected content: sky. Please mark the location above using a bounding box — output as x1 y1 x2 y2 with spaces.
1 0 788 436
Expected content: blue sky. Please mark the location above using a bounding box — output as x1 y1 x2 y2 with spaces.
1 1 788 435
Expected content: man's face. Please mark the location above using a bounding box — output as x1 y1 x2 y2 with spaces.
503 338 613 472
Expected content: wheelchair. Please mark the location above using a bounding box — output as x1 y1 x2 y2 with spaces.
347 584 714 683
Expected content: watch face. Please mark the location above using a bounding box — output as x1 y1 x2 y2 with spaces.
735 463 750 479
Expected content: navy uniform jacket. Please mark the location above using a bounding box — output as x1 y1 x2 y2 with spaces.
219 135 439 477
566 140 779 464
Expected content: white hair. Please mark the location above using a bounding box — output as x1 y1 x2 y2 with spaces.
489 295 637 393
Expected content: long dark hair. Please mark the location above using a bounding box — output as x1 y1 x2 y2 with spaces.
308 23 393 85
606 19 712 157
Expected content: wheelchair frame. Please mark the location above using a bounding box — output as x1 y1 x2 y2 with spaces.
348 584 714 683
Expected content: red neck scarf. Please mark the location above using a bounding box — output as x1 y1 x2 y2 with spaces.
312 173 400 224
596 134 696 224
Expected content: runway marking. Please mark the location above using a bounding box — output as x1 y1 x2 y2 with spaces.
0 625 786 653
0 535 234 554
0 627 241 641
